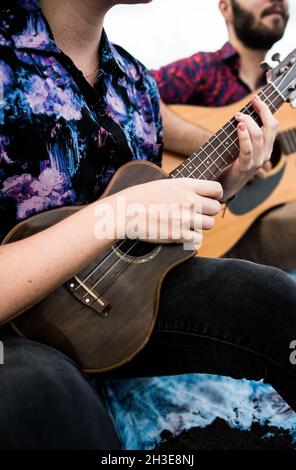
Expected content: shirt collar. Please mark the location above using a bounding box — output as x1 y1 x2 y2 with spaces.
219 41 266 87
1 0 126 76
99 31 127 77
220 42 240 61
0 0 59 53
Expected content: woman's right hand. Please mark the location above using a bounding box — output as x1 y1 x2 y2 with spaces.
116 178 223 246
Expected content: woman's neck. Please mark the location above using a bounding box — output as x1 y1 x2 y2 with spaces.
39 0 111 84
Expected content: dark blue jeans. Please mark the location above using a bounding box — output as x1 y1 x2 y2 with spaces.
1 257 296 449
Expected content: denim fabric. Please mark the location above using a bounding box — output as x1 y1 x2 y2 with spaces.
1 258 296 449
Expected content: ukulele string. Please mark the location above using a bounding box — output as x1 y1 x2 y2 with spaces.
176 87 283 180
79 73 293 297
79 90 282 297
183 65 293 179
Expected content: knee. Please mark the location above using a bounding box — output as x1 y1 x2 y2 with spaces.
0 338 122 449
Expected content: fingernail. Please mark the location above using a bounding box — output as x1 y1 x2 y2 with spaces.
238 122 245 131
235 112 242 119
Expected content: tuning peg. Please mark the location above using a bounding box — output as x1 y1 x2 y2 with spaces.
271 53 281 63
260 61 272 72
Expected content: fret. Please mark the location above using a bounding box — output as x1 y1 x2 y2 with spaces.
286 130 295 154
260 89 277 113
171 160 199 178
176 164 193 178
280 131 291 154
200 166 217 179
217 127 239 153
216 124 239 158
201 143 224 171
192 158 217 179
185 161 199 176
258 84 284 113
171 165 189 178
288 129 296 152
280 129 296 154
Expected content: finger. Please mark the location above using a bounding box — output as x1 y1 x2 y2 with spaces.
181 229 203 247
236 112 264 166
252 95 279 131
252 95 278 160
198 214 216 231
187 179 223 200
256 160 272 180
187 211 215 231
256 168 269 180
235 121 253 172
263 161 272 171
191 194 221 216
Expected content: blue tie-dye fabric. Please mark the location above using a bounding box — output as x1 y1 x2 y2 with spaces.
103 271 296 450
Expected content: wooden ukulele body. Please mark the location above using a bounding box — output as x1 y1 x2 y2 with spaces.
3 161 195 372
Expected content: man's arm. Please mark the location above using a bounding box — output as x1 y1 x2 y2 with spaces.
161 101 211 156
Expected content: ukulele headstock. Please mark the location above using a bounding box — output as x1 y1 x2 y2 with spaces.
262 49 296 108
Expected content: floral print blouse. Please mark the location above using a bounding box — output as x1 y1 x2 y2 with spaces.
0 0 163 242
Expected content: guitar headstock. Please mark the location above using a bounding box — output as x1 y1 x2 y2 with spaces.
265 49 296 108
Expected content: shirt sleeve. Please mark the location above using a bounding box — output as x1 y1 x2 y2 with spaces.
151 52 209 105
0 56 18 243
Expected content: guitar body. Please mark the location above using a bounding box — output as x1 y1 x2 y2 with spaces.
163 99 296 258
3 161 196 373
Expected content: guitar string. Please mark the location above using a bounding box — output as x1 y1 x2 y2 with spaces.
78 72 294 299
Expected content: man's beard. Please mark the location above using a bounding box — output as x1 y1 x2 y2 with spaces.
230 0 289 50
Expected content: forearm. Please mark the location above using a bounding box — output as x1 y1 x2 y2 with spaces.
161 101 211 156
0 197 116 323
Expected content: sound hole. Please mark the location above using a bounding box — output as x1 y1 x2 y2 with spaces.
112 239 161 263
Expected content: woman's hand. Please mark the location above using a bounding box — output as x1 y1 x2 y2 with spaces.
116 178 223 246
219 95 278 200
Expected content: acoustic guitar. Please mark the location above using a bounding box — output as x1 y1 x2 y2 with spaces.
3 50 296 373
163 101 296 258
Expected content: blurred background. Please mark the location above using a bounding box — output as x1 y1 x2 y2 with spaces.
105 0 296 69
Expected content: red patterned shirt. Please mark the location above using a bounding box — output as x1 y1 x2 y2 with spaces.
152 42 266 106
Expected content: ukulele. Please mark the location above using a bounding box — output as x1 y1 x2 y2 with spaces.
3 50 296 372
163 103 296 258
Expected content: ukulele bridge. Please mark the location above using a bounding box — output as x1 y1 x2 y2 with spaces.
66 276 110 318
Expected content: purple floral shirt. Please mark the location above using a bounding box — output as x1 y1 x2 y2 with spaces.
0 0 163 241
